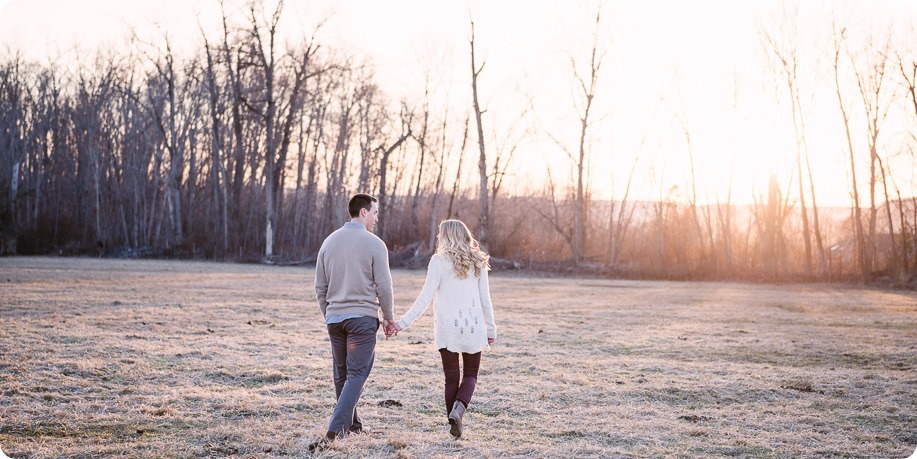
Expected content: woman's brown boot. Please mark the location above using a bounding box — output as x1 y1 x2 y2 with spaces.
448 402 466 438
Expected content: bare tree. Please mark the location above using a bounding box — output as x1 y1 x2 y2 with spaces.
73 53 121 249
469 17 489 248
219 0 248 231
240 0 320 261
849 31 896 275
271 40 322 258
569 10 603 265
761 4 826 277
672 100 711 271
898 49 917 275
535 169 578 262
541 9 605 265
0 51 31 253
356 79 386 193
323 75 359 234
715 182 735 275
410 78 432 242
488 109 526 212
606 147 640 267
427 110 454 253
832 23 867 276
199 21 230 255
376 102 412 241
756 174 791 279
446 115 470 219
246 0 284 259
138 34 193 249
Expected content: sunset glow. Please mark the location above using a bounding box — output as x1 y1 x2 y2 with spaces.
1 0 915 206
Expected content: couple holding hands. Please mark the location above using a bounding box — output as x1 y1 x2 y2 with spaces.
311 193 497 451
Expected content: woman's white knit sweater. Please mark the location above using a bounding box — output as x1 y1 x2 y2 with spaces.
397 253 497 354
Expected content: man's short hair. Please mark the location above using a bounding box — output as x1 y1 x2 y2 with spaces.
349 193 378 217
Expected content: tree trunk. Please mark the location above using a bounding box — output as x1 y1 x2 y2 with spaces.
376 129 411 241
412 98 429 241
292 114 308 253
246 0 285 260
220 3 246 243
796 152 812 275
428 116 451 253
803 147 827 278
201 37 228 255
8 160 19 226
764 174 782 279
833 29 867 277
877 155 898 276
447 116 469 219
470 19 489 249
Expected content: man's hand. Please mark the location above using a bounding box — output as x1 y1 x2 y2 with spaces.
487 338 495 345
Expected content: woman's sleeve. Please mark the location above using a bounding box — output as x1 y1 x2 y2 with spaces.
396 257 441 331
479 268 497 340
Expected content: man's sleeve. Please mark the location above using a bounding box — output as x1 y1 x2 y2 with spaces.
373 241 395 321
314 247 329 317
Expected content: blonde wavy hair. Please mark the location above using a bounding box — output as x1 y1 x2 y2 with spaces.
435 219 490 279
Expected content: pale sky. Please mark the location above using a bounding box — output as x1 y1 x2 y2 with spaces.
1 0 916 207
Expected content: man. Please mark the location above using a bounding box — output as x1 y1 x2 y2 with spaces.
311 193 396 451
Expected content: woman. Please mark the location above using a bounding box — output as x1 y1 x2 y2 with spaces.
390 219 497 438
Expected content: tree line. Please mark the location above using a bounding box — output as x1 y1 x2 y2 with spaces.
0 1 915 283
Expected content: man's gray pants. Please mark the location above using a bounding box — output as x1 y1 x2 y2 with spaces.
327 316 378 435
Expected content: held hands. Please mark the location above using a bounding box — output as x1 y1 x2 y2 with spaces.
488 338 495 345
382 319 401 339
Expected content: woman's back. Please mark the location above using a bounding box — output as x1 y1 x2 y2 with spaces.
397 253 496 353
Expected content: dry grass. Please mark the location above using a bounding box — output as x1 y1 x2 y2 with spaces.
0 257 915 458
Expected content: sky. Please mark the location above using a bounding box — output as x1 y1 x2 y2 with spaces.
1 0 916 207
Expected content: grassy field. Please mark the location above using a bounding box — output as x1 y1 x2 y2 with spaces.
0 257 915 458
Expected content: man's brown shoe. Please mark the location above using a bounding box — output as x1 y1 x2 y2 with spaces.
307 431 337 453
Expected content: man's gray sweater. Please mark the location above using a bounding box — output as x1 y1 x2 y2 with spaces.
315 222 394 321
